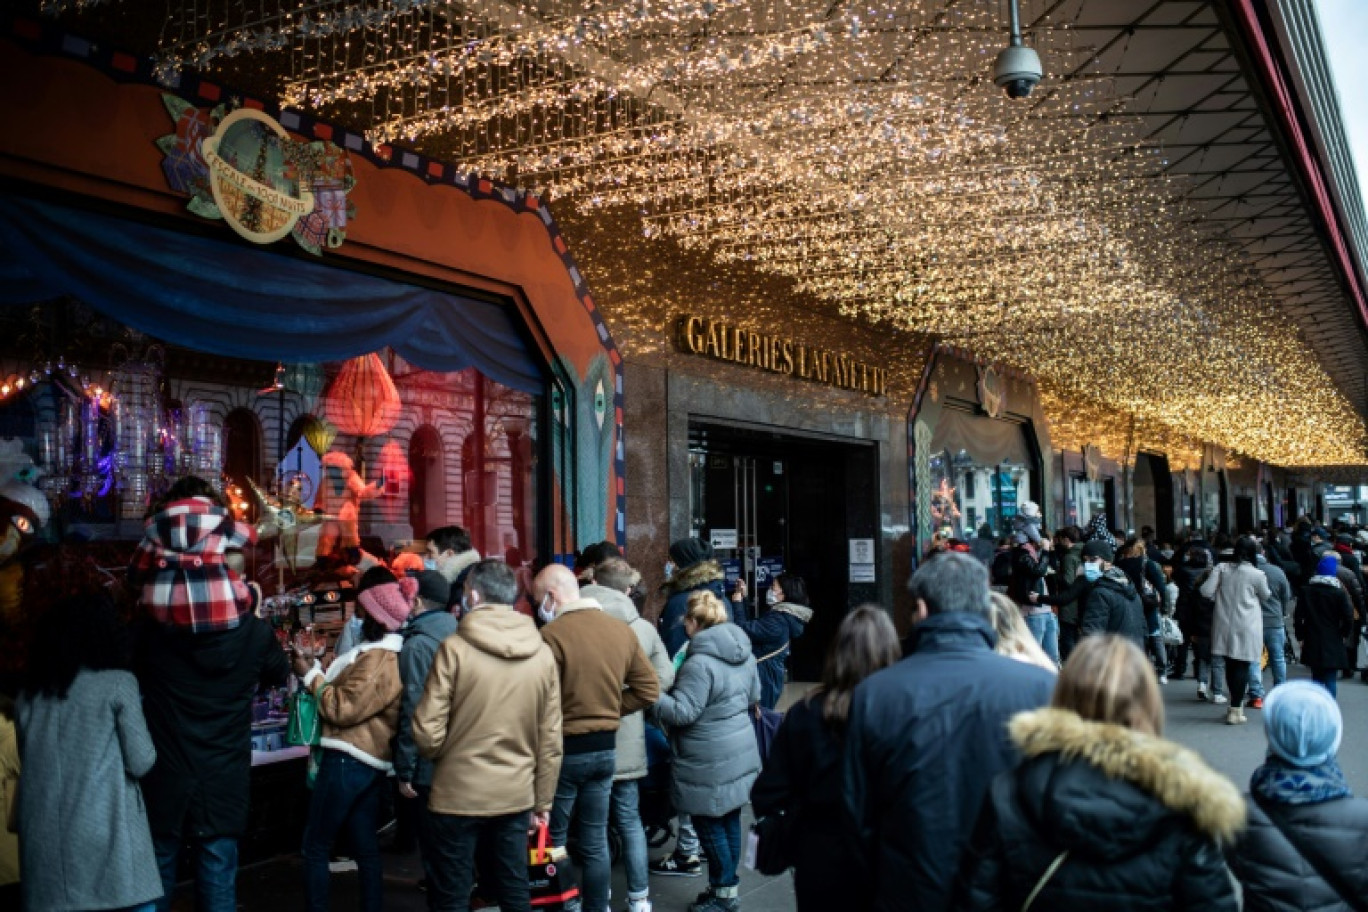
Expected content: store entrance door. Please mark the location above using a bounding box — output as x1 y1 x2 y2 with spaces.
688 421 879 682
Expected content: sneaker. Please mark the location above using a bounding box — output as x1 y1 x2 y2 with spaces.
1225 707 1243 725
1159 675 1168 685
651 853 703 877
1212 693 1228 705
689 888 739 912
328 856 358 873
1247 697 1264 709
626 899 653 912
1196 682 1208 701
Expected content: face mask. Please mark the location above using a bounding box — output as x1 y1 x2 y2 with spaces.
1082 562 1103 581
663 561 675 582
766 589 780 606
459 594 470 617
537 594 557 625
423 557 438 572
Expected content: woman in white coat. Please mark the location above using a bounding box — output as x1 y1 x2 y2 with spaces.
1200 535 1270 725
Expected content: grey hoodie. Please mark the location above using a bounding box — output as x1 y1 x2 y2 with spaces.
580 584 675 780
651 623 762 816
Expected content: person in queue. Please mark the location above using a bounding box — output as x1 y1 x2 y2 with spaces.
735 572 813 710
535 563 661 912
650 591 761 912
1051 526 1085 661
842 552 1055 912
581 557 675 912
750 604 902 911
425 525 482 612
1115 537 1169 682
134 476 289 912
393 569 459 907
413 559 563 912
987 591 1059 673
1244 540 1295 707
291 566 408 912
1007 529 1057 665
1227 680 1368 909
1295 553 1356 696
18 586 163 912
1201 536 1271 725
955 636 1242 910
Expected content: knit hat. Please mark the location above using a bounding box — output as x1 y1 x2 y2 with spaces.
669 537 713 569
1263 680 1343 768
356 567 416 631
1082 539 1114 562
413 569 451 607
1316 554 1341 578
1084 513 1118 549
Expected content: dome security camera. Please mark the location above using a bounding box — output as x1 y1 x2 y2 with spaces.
993 44 1043 99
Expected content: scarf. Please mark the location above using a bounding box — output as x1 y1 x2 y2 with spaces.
1251 756 1353 806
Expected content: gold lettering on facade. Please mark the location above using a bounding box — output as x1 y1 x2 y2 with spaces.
673 316 885 397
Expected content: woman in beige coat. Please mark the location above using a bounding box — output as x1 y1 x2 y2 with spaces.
1200 536 1270 725
291 566 408 912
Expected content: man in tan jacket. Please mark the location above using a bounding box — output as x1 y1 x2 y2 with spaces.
535 563 660 912
413 560 562 912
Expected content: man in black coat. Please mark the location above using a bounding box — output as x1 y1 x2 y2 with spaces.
137 611 289 911
842 553 1055 912
1077 541 1148 649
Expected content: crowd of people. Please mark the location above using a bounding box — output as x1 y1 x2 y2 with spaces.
4 478 1367 912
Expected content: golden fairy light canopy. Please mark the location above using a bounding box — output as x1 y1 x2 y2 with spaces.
42 0 1368 467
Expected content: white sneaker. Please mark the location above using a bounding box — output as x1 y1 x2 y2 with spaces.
1197 682 1208 701
1212 693 1229 705
1159 675 1168 685
627 900 653 912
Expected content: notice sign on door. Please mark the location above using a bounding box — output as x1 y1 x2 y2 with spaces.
710 529 739 550
849 538 876 583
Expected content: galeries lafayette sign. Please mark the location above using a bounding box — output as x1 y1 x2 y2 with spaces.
676 316 887 397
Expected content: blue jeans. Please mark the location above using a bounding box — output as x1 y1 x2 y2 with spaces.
1193 638 1226 698
1023 612 1060 665
693 809 743 889
1312 669 1339 697
550 749 615 912
152 833 238 912
1247 627 1288 699
302 749 386 912
610 779 649 901
427 810 531 912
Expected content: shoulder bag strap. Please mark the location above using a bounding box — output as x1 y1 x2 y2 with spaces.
1252 792 1368 912
1021 850 1068 912
757 643 790 664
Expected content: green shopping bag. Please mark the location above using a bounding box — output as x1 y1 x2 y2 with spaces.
286 688 321 747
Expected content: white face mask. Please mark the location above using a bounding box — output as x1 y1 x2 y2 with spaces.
766 589 780 606
537 594 557 625
663 561 675 582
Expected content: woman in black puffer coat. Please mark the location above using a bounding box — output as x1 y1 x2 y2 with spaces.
1228 680 1368 911
956 635 1243 911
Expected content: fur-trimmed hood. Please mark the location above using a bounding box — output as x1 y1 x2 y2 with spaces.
770 601 813 624
1010 708 1245 847
665 559 726 596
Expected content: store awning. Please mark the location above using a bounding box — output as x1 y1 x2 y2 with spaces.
0 194 543 394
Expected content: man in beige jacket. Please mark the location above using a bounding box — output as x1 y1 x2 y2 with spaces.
413 560 562 912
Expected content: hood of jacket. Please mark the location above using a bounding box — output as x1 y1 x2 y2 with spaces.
666 559 725 595
687 623 753 665
141 497 252 556
405 607 458 645
438 548 482 585
904 610 997 654
770 601 814 625
458 606 545 660
1308 574 1341 588
581 584 639 624
1010 708 1245 852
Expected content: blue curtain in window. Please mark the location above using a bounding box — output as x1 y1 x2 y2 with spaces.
0 194 543 393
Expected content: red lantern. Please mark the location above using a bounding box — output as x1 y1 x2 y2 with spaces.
324 353 401 438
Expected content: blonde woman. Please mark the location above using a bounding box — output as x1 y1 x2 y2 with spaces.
957 636 1243 910
988 592 1058 673
650 591 761 912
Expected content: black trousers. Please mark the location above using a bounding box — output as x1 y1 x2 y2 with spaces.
427 810 531 912
1225 658 1252 707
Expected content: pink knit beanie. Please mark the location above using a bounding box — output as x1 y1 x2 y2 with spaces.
357 575 417 631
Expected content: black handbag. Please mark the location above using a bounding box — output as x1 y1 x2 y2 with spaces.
750 811 795 876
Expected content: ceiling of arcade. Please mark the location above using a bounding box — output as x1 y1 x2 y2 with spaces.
30 0 1368 467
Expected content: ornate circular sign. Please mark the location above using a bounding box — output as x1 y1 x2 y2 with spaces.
200 108 315 245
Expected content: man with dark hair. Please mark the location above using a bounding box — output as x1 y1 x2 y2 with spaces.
425 526 481 612
413 559 562 912
573 541 624 584
842 553 1054 912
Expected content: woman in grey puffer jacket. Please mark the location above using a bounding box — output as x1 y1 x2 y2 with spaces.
652 590 761 912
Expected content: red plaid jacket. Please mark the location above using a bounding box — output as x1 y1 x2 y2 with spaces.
130 497 257 633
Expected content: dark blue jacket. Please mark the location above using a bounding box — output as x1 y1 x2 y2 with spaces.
394 608 459 786
842 612 1056 912
737 601 813 710
659 560 730 657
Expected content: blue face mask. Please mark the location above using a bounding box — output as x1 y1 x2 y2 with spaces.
1082 562 1103 581
423 557 438 572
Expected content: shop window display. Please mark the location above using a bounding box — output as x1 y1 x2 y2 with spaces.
928 448 1033 539
0 299 541 609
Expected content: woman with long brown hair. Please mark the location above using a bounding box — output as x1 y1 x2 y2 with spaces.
750 604 902 911
957 635 1243 910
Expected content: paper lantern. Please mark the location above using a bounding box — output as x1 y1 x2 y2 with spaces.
323 354 400 438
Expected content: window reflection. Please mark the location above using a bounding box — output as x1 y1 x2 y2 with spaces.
929 449 1033 539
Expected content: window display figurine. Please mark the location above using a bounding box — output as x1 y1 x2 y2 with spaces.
0 479 48 626
244 477 334 574
315 451 382 559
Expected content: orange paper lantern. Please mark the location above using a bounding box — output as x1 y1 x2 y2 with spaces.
324 353 401 438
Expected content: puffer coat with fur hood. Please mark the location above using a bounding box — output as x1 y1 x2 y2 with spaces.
956 707 1244 911
659 560 731 657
